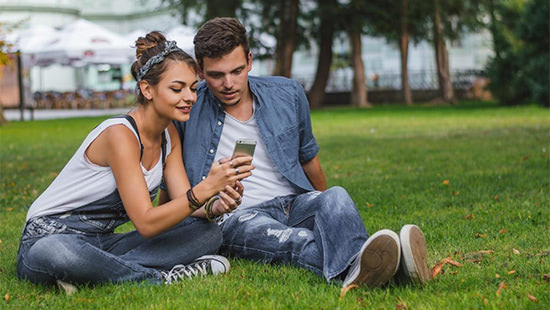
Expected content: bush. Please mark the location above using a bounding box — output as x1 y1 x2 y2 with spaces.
486 0 549 106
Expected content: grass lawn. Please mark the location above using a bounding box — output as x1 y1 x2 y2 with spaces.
1 101 549 309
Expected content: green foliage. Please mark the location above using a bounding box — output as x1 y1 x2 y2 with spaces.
1 103 549 308
486 0 549 106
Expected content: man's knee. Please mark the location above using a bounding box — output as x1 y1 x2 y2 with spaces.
324 186 355 207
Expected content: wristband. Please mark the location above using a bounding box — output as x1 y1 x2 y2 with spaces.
204 196 223 223
186 187 202 211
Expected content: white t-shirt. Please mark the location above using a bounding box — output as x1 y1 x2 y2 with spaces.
214 102 299 209
25 118 171 221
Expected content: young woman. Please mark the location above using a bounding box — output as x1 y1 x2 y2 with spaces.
16 31 254 289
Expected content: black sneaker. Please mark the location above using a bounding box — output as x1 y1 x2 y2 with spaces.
397 224 431 285
161 255 230 284
342 229 401 288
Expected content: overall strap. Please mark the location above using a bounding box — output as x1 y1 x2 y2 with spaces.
161 131 167 168
114 115 143 160
112 114 167 166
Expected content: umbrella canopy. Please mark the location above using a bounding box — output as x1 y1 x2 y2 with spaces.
32 19 134 67
4 25 58 54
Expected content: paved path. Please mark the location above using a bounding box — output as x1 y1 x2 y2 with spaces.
4 108 132 121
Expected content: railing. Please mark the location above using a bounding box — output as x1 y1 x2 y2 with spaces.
295 69 486 92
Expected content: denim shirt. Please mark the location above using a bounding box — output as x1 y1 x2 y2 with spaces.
175 75 318 193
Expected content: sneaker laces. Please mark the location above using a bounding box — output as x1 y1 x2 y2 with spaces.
161 260 210 284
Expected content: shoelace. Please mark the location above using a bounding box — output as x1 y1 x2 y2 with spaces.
161 261 210 284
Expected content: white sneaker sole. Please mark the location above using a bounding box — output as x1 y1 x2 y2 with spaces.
342 229 401 288
399 224 431 285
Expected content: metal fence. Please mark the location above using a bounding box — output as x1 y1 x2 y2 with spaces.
295 69 486 92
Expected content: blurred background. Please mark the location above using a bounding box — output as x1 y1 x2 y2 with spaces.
0 0 548 120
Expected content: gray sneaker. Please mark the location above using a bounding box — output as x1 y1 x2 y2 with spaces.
342 229 401 288
397 224 431 285
161 255 230 284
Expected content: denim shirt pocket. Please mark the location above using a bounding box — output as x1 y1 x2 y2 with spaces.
275 125 299 167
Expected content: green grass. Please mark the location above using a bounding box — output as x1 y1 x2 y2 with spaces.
1 101 549 309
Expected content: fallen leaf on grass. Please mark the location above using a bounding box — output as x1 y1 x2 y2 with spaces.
495 274 500 278
513 248 520 255
507 270 516 275
4 293 8 302
442 180 450 185
494 195 499 201
543 274 550 282
452 191 460 196
496 281 507 296
395 302 407 309
465 214 473 220
527 294 538 303
475 233 487 238
498 229 507 235
431 256 463 279
481 295 488 306
523 155 529 161
365 202 374 208
6 208 14 212
339 284 359 300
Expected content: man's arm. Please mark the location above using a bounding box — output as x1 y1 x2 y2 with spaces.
302 155 327 191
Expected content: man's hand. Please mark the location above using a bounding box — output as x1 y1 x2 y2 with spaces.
213 180 244 214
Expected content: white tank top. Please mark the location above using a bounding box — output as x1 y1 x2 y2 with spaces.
25 118 171 221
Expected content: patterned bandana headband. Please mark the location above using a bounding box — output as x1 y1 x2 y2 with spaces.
136 40 182 82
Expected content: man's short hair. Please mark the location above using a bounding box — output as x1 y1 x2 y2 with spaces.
193 17 250 69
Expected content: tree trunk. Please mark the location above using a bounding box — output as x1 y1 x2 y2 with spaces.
488 0 502 60
0 105 7 125
206 0 239 19
400 0 413 105
308 0 336 109
274 0 299 77
432 0 456 103
349 29 370 107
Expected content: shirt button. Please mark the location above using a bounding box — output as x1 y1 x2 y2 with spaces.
202 176 206 180
209 149 214 153
217 121 222 126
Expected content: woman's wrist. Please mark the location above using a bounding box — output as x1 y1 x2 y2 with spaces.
204 196 223 223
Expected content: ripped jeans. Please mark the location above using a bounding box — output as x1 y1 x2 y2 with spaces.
17 189 222 285
219 186 369 282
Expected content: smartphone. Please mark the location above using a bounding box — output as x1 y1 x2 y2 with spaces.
232 138 256 159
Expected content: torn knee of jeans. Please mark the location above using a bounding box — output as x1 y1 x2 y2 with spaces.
238 211 258 222
267 228 293 243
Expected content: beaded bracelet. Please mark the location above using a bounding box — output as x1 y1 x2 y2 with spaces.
186 187 202 211
204 196 223 223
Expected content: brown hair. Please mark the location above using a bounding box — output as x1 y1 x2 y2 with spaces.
131 31 197 105
193 17 250 69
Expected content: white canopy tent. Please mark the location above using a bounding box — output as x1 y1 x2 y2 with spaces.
31 19 134 67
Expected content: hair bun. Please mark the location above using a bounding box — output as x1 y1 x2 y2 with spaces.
134 31 167 61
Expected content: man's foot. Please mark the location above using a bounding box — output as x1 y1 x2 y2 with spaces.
342 229 400 288
397 224 431 285
161 255 230 284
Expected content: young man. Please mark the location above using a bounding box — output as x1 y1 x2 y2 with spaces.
163 17 431 287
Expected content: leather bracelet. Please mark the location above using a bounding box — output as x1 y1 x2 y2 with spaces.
204 196 222 223
186 187 202 211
